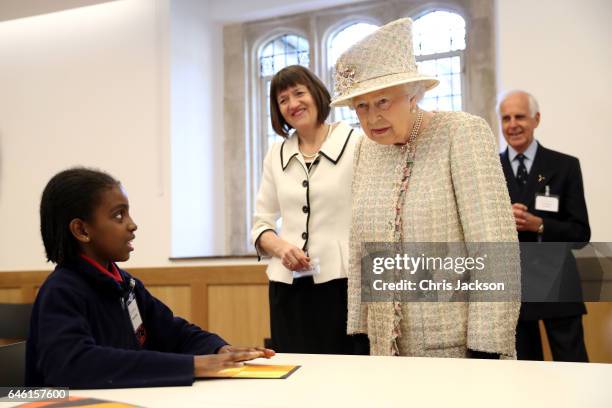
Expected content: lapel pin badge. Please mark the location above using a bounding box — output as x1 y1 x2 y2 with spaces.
538 174 545 183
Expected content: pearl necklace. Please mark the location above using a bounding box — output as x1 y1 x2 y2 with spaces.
300 151 318 159
299 124 332 159
406 108 423 145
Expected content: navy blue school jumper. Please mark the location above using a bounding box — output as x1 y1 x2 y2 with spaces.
26 256 227 388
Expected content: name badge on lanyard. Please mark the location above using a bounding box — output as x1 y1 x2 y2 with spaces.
126 278 146 345
535 185 559 213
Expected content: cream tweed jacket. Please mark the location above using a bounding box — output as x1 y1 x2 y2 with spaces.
349 111 520 358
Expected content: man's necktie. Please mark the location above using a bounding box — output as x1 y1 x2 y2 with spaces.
516 154 528 187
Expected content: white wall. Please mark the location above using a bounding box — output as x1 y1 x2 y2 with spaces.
496 0 612 240
0 0 175 271
170 0 225 257
0 0 116 22
210 0 365 22
0 0 231 271
0 0 610 272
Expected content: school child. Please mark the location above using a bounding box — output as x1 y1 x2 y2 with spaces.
26 168 274 388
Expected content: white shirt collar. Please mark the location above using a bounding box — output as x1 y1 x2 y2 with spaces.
281 122 354 170
508 138 538 162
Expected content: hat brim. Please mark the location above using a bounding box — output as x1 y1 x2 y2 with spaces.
330 73 439 108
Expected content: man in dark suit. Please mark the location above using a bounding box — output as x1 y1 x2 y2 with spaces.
498 90 590 362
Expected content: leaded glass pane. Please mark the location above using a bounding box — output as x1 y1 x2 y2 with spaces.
413 10 466 56
415 28 464 112
259 34 310 78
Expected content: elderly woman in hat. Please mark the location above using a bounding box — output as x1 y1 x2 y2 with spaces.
333 18 520 358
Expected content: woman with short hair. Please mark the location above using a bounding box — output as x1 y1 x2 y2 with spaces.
252 65 367 354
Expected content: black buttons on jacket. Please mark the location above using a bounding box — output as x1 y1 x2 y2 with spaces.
302 180 308 188
302 206 309 213
302 232 308 240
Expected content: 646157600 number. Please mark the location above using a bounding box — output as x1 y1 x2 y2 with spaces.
1 387 69 402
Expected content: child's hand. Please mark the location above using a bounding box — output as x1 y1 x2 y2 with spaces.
194 350 269 377
217 345 275 358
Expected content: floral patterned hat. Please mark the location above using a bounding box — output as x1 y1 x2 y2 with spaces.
330 18 439 107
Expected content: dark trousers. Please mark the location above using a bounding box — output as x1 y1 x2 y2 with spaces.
269 277 369 355
516 316 588 362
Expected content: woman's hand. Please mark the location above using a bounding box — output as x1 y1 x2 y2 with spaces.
194 348 273 378
275 241 310 270
259 231 310 270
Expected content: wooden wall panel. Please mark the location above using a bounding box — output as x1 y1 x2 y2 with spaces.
147 285 192 321
0 288 23 303
2 266 611 362
540 302 612 363
584 302 612 363
207 284 270 347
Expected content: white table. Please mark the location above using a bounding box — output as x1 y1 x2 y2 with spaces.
4 353 612 407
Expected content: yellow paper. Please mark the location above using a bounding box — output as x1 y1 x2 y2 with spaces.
214 363 300 379
15 397 142 407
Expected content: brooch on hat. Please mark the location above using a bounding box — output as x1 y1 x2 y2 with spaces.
335 65 357 96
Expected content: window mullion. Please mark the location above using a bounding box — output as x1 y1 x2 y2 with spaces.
416 50 462 62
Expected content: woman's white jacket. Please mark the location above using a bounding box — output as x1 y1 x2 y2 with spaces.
251 122 360 284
